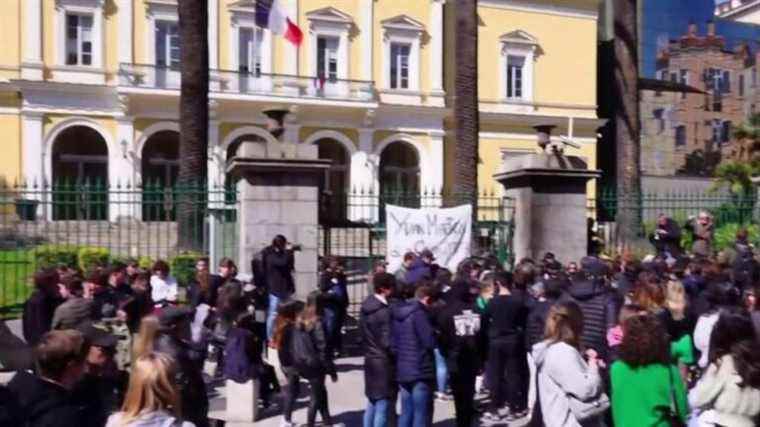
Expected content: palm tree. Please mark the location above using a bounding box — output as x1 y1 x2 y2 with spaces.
613 0 642 245
177 0 209 251
453 0 479 221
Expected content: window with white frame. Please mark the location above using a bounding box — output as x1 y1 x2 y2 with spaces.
238 27 264 75
390 43 411 89
155 21 180 69
507 55 525 99
500 30 538 103
65 14 93 66
317 36 339 81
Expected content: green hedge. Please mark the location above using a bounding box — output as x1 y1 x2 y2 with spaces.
32 245 79 269
170 252 203 287
78 247 110 272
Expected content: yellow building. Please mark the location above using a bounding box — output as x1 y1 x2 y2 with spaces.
0 0 602 221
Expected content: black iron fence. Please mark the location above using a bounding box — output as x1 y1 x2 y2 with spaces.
0 182 238 314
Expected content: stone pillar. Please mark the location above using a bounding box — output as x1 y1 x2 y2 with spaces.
359 0 373 81
22 112 44 187
208 0 219 70
227 111 330 300
494 153 599 264
112 116 135 221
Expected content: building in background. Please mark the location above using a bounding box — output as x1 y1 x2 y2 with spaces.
0 0 602 222
716 0 760 24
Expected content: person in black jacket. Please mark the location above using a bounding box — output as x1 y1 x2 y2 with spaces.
319 256 349 355
436 280 485 427
525 276 564 351
560 256 618 361
273 299 305 427
264 235 297 341
22 268 62 346
294 291 341 427
360 272 396 427
154 306 209 427
482 271 530 423
391 285 437 427
7 330 89 427
649 214 683 258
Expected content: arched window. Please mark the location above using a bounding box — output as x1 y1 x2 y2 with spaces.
315 138 350 223
141 130 179 221
51 126 109 220
379 141 420 211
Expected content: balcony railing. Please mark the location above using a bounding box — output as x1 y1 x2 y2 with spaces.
118 63 376 102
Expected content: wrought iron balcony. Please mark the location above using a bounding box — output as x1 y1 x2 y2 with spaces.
118 63 376 103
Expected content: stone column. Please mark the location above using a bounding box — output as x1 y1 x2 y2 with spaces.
22 112 44 188
426 130 445 196
112 116 135 221
22 0 43 80
429 0 446 105
227 110 330 300
494 152 600 264
208 0 219 70
359 0 373 81
349 128 375 221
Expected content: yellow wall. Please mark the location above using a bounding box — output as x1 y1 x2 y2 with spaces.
0 0 20 69
104 0 119 79
477 4 597 107
300 127 360 148
0 114 21 182
134 0 149 64
219 0 234 71
42 0 55 70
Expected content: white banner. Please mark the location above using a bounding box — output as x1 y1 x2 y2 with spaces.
385 204 472 273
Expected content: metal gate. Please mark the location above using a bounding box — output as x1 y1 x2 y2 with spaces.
318 191 515 315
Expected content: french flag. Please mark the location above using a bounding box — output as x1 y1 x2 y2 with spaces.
255 0 303 47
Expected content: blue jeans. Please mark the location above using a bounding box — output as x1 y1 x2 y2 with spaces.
363 398 389 427
434 348 448 393
399 381 432 427
266 293 280 341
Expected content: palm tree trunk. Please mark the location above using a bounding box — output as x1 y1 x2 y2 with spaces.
177 0 209 252
453 0 479 221
613 0 642 246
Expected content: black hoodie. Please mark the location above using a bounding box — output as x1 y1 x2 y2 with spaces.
6 371 83 427
561 277 618 359
436 285 485 375
360 295 395 399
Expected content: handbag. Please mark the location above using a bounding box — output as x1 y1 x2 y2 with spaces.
566 391 610 422
662 365 686 427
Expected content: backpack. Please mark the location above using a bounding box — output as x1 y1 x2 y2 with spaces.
223 327 252 383
290 326 320 375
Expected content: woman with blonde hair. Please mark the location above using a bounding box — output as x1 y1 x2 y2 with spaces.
531 301 605 427
132 315 160 360
105 352 194 427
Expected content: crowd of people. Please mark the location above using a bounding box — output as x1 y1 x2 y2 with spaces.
3 214 760 427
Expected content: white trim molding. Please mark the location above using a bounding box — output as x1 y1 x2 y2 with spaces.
373 133 438 193
135 121 179 158
42 116 115 188
53 0 106 84
303 129 357 155
228 2 274 75
220 125 278 152
22 0 44 80
306 7 353 80
429 0 446 103
208 0 219 69
117 0 133 65
499 30 539 104
381 15 424 93
359 0 374 81
145 0 178 66
479 0 599 20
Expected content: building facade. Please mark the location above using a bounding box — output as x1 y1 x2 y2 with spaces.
0 0 602 221
648 22 746 176
716 0 760 24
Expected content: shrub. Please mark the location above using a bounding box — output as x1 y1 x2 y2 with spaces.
714 223 760 252
137 256 154 270
78 247 110 272
32 245 79 269
170 252 203 287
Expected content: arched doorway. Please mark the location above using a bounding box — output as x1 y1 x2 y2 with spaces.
379 141 420 209
315 138 350 223
51 126 109 220
141 130 179 221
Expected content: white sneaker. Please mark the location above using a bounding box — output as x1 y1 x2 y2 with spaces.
279 420 296 427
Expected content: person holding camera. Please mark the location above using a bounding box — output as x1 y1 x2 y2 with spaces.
649 214 683 259
264 235 299 342
319 256 349 356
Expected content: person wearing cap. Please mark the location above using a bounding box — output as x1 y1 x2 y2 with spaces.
72 325 128 427
560 256 618 361
154 306 209 427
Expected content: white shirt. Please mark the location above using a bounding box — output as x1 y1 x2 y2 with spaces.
150 275 178 303
694 311 721 368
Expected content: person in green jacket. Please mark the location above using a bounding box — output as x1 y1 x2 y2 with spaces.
611 313 689 427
